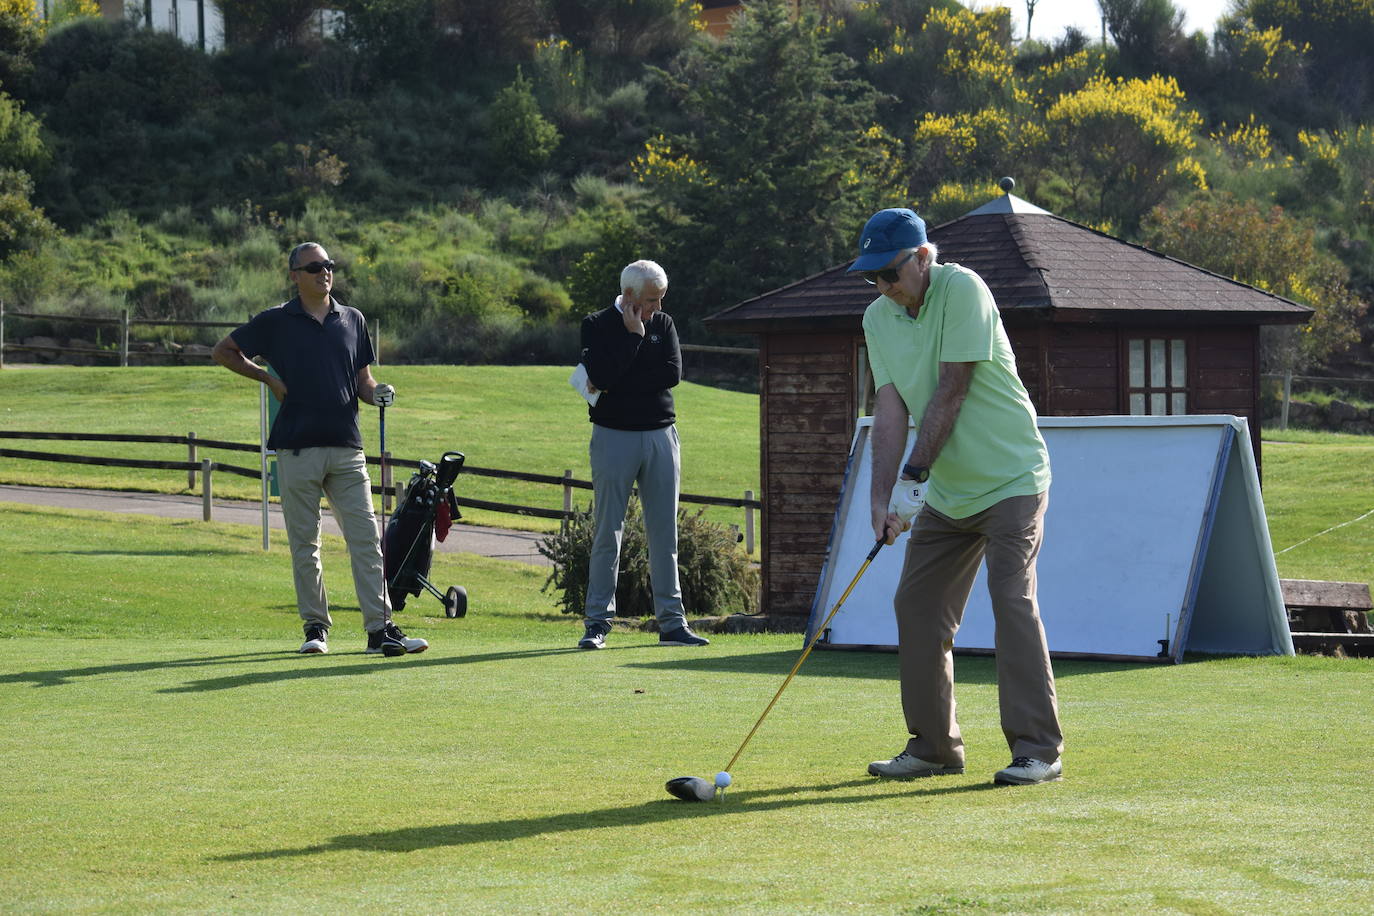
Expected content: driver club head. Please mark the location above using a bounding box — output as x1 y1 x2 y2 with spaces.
665 776 716 802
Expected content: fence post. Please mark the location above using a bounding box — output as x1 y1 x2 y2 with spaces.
119 309 129 367
0 298 6 370
187 431 198 490
371 319 381 365
201 458 213 521
744 489 755 555
562 469 573 533
1281 370 1292 431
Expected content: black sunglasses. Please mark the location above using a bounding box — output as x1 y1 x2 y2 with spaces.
860 251 915 285
292 259 336 274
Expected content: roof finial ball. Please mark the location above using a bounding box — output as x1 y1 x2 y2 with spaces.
999 176 1015 194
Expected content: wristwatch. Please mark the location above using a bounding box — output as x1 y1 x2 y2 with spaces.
901 464 930 483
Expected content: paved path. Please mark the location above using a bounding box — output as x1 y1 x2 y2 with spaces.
0 483 550 566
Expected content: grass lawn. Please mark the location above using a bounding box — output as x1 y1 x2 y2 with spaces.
1259 428 1374 586
2 503 1372 913
0 365 760 534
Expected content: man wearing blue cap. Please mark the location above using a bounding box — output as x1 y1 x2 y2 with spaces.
851 208 1063 787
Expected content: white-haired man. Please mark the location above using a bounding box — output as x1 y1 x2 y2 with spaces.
575 259 708 650
851 208 1062 786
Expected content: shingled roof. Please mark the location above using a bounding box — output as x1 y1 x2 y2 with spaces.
705 194 1314 333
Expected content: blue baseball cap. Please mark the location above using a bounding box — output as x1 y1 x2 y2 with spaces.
848 208 927 272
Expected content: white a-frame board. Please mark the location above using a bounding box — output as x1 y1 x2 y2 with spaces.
808 415 1294 662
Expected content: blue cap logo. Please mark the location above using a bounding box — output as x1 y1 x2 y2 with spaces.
849 208 927 273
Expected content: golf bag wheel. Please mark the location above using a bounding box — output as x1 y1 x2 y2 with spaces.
444 585 467 619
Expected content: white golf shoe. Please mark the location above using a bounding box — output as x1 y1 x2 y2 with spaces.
993 756 1062 785
867 751 964 779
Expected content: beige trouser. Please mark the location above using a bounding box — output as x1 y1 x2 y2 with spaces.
894 491 1063 768
276 447 390 633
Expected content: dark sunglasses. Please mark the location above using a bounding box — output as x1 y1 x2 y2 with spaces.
860 251 915 285
292 259 336 274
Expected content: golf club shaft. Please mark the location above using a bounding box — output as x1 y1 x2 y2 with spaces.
722 537 885 774
378 404 387 559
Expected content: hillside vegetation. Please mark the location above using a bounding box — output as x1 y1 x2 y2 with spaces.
0 0 1372 376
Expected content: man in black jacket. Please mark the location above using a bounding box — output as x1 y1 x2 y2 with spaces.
575 259 709 650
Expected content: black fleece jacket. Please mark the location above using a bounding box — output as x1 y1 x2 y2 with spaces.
580 305 681 430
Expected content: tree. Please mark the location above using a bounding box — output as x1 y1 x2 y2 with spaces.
339 0 550 82
0 90 46 175
1239 0 1374 117
0 168 54 259
0 88 53 258
640 0 890 327
215 0 318 46
548 0 701 62
486 68 562 180
1044 73 1205 232
1140 193 1366 370
0 0 43 93
1098 0 1186 77
1202 15 1311 129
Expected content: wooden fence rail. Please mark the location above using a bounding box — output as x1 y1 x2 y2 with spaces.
0 430 762 549
1 302 753 369
0 302 249 368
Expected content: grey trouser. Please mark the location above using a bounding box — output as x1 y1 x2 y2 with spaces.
583 424 686 629
276 446 390 633
894 491 1063 767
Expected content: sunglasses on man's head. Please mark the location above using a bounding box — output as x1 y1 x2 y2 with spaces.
860 250 915 285
293 259 336 274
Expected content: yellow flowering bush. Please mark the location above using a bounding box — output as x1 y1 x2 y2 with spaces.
1045 75 1206 227
631 134 713 188
1212 116 1275 169
0 0 98 27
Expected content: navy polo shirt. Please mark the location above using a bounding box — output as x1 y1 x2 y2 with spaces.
230 296 375 451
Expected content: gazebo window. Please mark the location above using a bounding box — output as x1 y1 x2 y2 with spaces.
1127 337 1187 415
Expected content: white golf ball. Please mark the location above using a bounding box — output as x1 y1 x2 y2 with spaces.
714 771 732 788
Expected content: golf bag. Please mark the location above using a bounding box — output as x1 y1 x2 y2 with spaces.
383 451 468 618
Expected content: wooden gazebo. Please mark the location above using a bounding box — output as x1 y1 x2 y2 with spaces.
705 192 1313 620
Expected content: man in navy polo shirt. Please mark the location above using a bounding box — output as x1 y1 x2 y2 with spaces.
212 242 428 658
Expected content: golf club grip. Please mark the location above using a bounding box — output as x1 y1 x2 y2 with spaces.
722 538 884 774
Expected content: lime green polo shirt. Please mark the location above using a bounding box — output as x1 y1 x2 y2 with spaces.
862 262 1050 518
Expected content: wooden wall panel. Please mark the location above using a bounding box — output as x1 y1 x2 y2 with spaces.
759 333 858 618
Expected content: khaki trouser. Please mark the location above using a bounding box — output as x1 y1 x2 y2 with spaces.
276 446 390 633
894 491 1063 767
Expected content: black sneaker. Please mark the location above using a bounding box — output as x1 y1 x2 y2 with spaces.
578 623 609 650
659 624 710 646
366 622 429 657
299 625 328 655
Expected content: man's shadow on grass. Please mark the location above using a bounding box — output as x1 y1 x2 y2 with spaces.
44 548 239 558
0 651 299 688
626 652 1144 685
215 778 1000 862
155 645 621 694
3 641 629 691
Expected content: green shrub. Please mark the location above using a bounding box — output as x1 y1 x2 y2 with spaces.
485 67 561 180
538 496 759 619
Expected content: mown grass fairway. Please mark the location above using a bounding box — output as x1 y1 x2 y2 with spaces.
1 503 1372 913
0 365 759 533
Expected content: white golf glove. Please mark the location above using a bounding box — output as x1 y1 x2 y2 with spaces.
374 383 395 407
888 478 928 530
